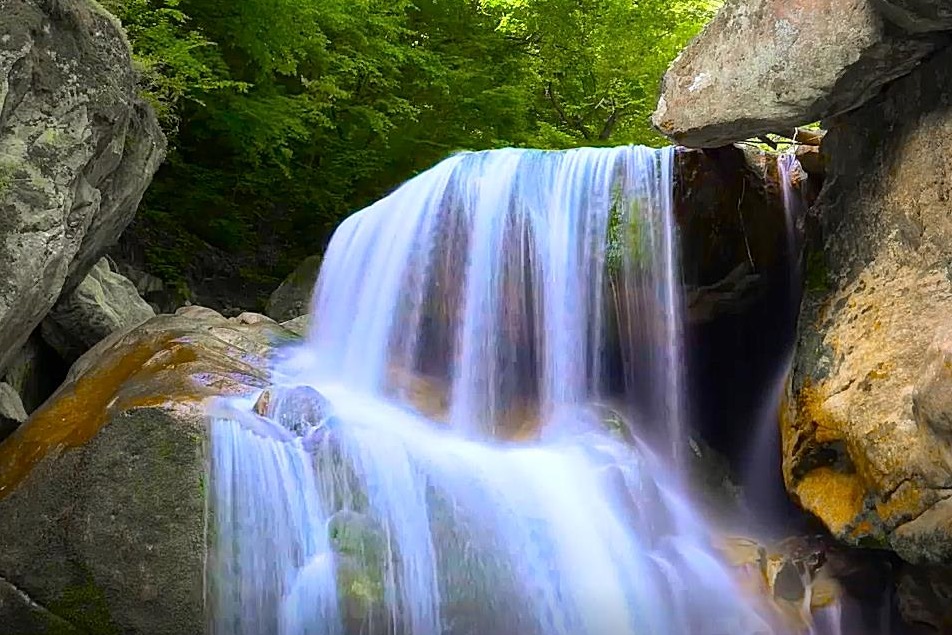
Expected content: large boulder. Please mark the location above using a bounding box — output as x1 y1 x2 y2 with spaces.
41 257 156 361
0 307 299 633
265 254 322 321
652 0 947 147
675 146 801 323
0 0 166 374
785 46 952 564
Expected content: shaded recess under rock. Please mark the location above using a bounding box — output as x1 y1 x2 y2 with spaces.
41 257 155 363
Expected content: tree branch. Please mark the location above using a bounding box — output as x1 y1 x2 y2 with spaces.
598 106 625 141
545 81 591 140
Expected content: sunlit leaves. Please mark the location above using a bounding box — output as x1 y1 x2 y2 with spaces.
109 0 721 296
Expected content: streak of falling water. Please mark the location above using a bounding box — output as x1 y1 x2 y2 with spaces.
209 146 783 635
739 152 809 528
810 602 843 635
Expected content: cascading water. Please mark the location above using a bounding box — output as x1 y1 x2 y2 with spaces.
209 146 790 635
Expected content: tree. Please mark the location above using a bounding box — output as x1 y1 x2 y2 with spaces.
105 0 718 308
480 0 718 147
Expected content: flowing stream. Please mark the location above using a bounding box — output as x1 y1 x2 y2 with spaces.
208 146 802 634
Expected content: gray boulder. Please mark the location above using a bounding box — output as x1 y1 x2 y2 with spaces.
0 576 78 634
266 254 322 321
652 0 947 147
281 314 309 337
0 383 27 443
0 0 166 374
41 257 156 361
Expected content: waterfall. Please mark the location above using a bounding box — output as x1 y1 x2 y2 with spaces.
209 146 781 634
740 152 807 526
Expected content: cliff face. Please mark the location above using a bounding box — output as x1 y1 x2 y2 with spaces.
654 0 952 590
0 0 165 375
786 46 952 565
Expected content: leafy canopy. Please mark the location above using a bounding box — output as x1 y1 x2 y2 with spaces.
106 0 718 306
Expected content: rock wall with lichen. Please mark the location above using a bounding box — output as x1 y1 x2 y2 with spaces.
0 0 165 375
784 45 952 565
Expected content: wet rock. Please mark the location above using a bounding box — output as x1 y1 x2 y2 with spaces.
652 0 946 147
675 146 797 323
327 510 387 631
0 575 79 634
41 258 156 362
0 0 165 375
266 254 323 321
795 145 826 180
715 534 841 631
0 383 27 443
281 315 309 337
0 310 296 633
786 47 952 563
685 436 746 518
253 384 332 437
328 510 386 560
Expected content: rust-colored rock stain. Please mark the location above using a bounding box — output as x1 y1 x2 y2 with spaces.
0 333 199 500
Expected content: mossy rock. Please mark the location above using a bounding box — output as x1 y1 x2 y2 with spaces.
327 510 388 631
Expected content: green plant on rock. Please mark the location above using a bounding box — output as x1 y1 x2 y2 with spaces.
328 510 388 625
805 250 830 292
606 181 647 274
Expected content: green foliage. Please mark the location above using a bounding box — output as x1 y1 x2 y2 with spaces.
109 0 718 296
101 0 240 130
482 0 718 147
805 249 830 292
0 160 17 196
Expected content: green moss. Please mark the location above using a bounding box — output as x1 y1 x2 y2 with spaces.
0 160 19 197
805 250 830 292
49 574 120 635
156 433 177 460
606 182 647 274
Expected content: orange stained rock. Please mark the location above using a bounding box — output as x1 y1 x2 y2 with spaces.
875 481 925 527
0 333 200 500
794 467 866 538
794 380 844 446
